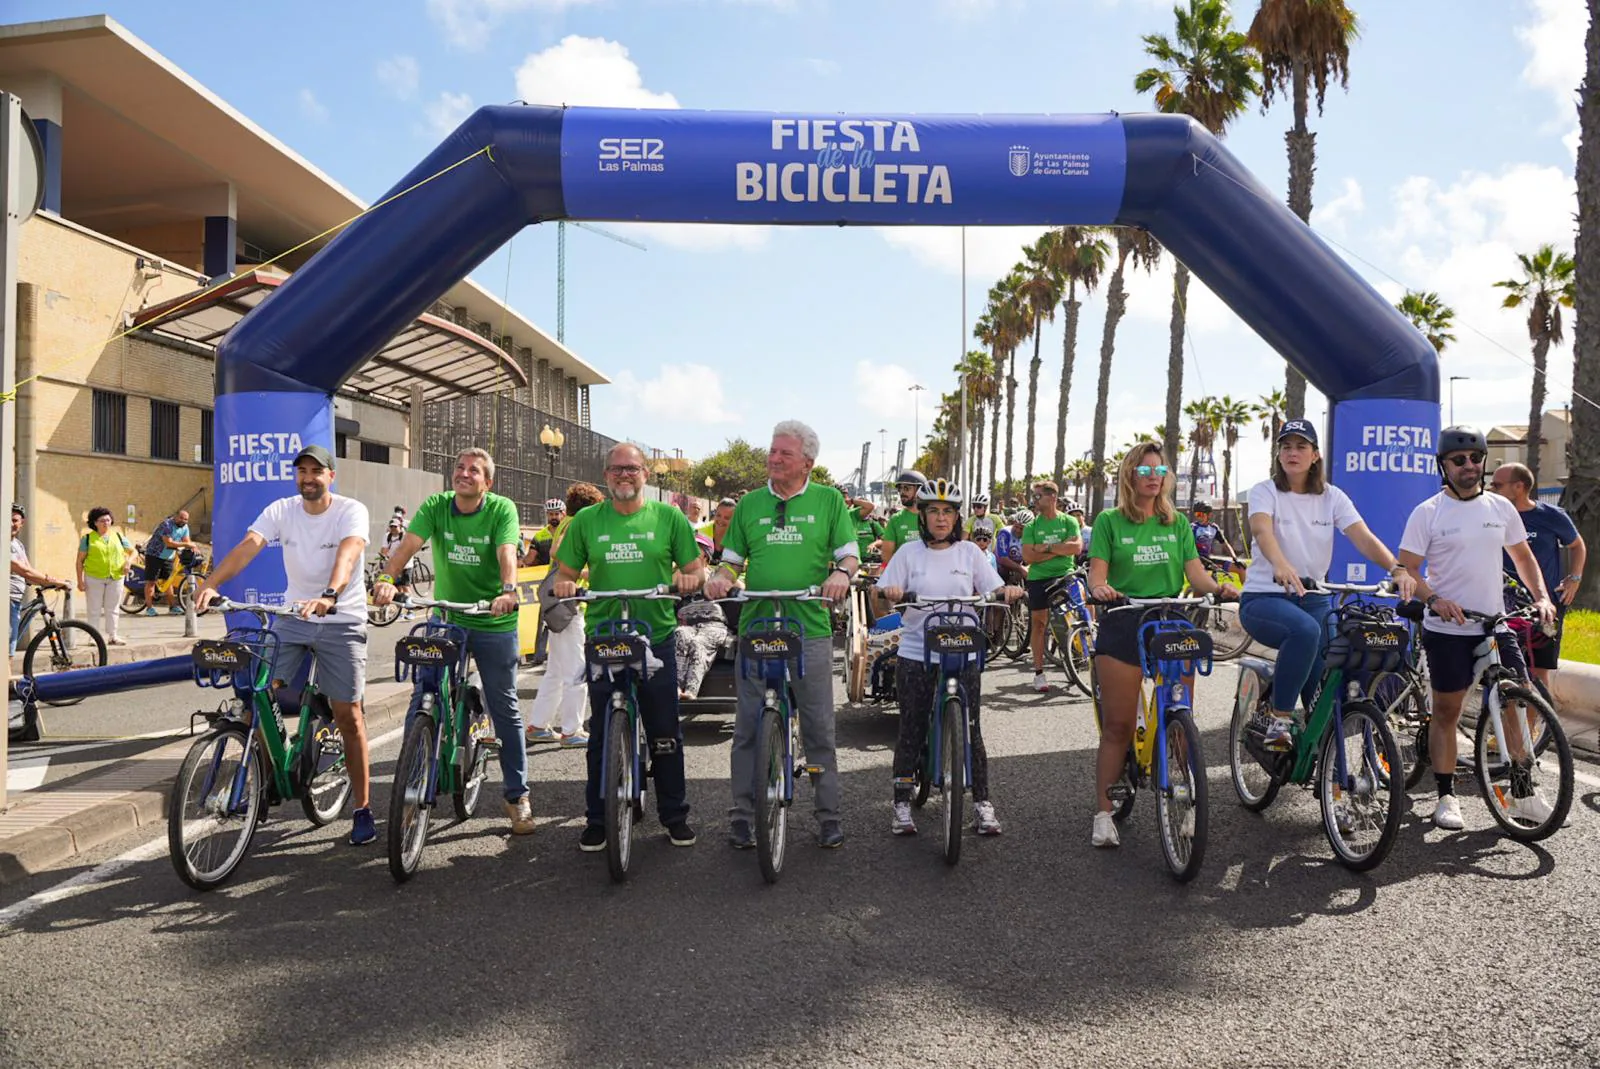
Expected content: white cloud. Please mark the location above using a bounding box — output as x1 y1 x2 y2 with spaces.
855 361 934 424
610 363 738 424
1517 0 1585 111
376 55 420 101
427 0 600 51
423 91 475 137
515 36 680 109
1310 177 1364 236
297 88 329 123
879 225 1050 279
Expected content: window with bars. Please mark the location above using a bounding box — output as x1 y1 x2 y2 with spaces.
92 390 127 455
359 441 391 465
200 409 214 464
150 399 180 461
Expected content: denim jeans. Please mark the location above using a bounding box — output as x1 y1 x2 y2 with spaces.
1238 592 1332 715
406 625 527 801
729 636 839 825
8 597 19 656
584 636 689 825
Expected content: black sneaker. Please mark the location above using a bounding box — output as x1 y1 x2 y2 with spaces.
728 819 754 849
578 824 606 852
818 820 844 849
667 821 697 847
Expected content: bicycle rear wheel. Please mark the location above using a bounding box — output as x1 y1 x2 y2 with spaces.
1318 702 1403 871
604 699 636 882
297 697 351 826
453 688 490 821
1156 708 1207 883
410 559 434 597
1227 669 1281 812
169 726 262 890
940 697 965 866
1473 683 1572 843
1062 624 1093 698
119 588 146 615
1198 601 1251 661
24 620 108 707
387 713 435 883
754 704 788 883
1007 603 1031 661
368 599 401 627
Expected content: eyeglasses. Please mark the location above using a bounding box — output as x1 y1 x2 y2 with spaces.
774 499 788 529
606 464 645 476
1445 452 1485 468
1135 465 1169 477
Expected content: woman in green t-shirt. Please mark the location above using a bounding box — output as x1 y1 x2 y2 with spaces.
1085 443 1237 850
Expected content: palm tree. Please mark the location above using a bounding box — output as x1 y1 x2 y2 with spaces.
1216 395 1259 519
1137 0 1262 466
1185 397 1222 508
1044 226 1111 487
1257 388 1288 473
956 349 997 493
1016 239 1065 487
1090 229 1163 514
1066 457 1095 503
1248 0 1360 421
1495 244 1576 484
1396 290 1457 354
988 273 1029 491
1571 0 1600 612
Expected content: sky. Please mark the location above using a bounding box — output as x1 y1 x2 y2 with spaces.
10 0 1587 497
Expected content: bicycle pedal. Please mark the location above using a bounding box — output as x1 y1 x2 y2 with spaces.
1106 783 1133 804
802 765 824 776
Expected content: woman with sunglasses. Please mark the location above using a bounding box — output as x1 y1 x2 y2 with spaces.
1086 443 1237 849
1239 420 1415 750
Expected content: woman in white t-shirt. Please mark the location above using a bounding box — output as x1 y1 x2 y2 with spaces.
1240 420 1415 748
877 480 1022 838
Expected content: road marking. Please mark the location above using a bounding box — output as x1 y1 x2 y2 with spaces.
0 723 408 931
6 755 50 793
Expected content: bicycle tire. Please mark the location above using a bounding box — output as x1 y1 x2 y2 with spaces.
604 699 635 883
1318 702 1403 872
1156 708 1207 883
410 559 434 597
1062 624 1093 698
169 725 262 891
1007 603 1031 661
453 687 489 821
1227 670 1280 812
387 713 435 883
119 588 146 616
941 696 965 867
754 704 787 884
297 698 351 826
24 620 108 707
368 599 402 627
1200 601 1252 661
1367 670 1431 790
1473 683 1572 843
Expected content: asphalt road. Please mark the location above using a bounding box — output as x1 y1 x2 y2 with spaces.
2 650 1599 1068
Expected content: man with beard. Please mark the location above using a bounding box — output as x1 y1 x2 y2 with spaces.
877 469 929 566
198 445 376 845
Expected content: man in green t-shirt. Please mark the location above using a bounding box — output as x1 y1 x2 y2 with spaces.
704 420 859 849
1021 479 1083 693
553 443 704 851
847 495 884 562
878 469 928 566
374 447 533 835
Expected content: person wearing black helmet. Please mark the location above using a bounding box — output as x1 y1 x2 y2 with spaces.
9 503 68 655
879 469 928 566
1397 425 1557 832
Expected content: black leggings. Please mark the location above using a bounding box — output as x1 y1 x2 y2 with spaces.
893 658 989 803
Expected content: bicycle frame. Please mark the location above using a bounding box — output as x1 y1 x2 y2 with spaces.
192 626 318 812
741 613 806 804
395 617 476 804
921 608 984 795
588 612 656 815
1133 616 1214 789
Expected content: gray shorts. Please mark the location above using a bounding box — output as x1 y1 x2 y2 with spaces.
272 615 369 704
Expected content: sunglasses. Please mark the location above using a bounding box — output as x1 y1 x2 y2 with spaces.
974 535 992 542
774 499 788 529
1135 465 1169 477
1445 452 1485 468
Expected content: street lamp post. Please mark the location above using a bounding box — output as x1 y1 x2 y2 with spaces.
909 383 925 461
538 423 565 506
1448 375 1469 425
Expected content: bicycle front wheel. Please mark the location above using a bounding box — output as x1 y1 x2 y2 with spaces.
24 620 108 707
119 588 146 616
1474 683 1572 843
604 699 636 883
1062 624 1093 698
1227 670 1281 812
1156 708 1207 883
940 698 965 867
368 599 401 627
410 559 434 597
453 688 490 821
169 726 262 891
754 704 788 884
387 714 435 883
297 698 351 826
1367 670 1431 790
1318 702 1403 872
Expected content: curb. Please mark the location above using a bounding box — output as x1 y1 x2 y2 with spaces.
1549 659 1600 730
0 687 416 887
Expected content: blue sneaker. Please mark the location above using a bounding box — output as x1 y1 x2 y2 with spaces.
349 807 377 846
143 607 157 617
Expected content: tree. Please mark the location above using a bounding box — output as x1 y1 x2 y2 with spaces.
1257 388 1288 473
956 349 998 492
1091 229 1163 515
1248 0 1360 421
1571 0 1600 612
689 438 770 495
986 274 1029 491
1185 397 1222 508
1016 238 1065 488
1396 290 1457 354
1048 227 1111 488
1216 395 1259 520
1496 244 1576 484
1137 0 1261 468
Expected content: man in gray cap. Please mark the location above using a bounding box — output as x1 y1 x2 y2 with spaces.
198 443 376 846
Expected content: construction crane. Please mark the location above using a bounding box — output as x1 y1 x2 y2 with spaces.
556 220 646 343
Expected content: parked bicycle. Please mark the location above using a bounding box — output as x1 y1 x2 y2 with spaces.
1044 570 1095 698
167 598 351 890
1184 560 1252 661
121 545 208 615
15 583 106 707
364 557 402 628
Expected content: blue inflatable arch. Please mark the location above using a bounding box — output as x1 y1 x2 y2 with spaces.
215 106 1441 599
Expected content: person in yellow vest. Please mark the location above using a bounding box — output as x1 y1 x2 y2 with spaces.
75 506 133 646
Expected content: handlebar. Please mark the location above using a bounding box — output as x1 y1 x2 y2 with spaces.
713 588 829 603
559 585 680 604
211 597 306 621
1090 595 1211 614
893 591 1007 610
399 596 495 615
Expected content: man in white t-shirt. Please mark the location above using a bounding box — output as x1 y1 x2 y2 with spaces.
197 444 376 846
1398 426 1555 832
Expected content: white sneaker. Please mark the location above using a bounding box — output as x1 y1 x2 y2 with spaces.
1033 672 1050 693
1180 806 1196 840
973 800 1002 836
890 801 917 836
1432 795 1464 831
1091 810 1120 848
1507 791 1554 824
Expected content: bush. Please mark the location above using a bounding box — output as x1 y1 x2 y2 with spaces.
1562 609 1600 666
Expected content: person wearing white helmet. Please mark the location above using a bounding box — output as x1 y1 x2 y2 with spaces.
525 497 566 567
965 491 997 539
879 469 929 566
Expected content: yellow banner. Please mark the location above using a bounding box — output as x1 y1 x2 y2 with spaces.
516 564 548 656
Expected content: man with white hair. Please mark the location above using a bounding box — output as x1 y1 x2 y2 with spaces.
705 419 858 849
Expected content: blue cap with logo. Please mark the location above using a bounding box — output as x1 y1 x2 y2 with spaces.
1277 419 1318 446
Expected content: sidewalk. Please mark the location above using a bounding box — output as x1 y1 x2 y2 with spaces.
9 605 227 676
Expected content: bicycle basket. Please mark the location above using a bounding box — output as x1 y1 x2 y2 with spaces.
587 633 648 666
926 624 986 657
192 640 251 673
192 636 272 690
739 629 803 662
1147 627 1213 664
1324 620 1409 673
396 635 462 668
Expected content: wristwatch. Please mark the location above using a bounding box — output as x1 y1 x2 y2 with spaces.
320 587 338 600
501 582 516 595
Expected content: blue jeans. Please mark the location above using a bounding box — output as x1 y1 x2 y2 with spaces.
8 598 19 655
585 637 689 825
1238 592 1332 715
406 626 527 801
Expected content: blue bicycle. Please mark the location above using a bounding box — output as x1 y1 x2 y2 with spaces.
1045 569 1095 698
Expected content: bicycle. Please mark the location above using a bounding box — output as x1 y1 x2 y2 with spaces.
1043 570 1095 698
1228 582 1407 871
17 583 107 708
714 587 830 884
364 557 402 627
841 572 876 705
167 599 352 890
558 585 681 883
1089 595 1214 882
408 552 434 598
387 597 496 882
892 591 1002 865
121 545 208 615
1184 560 1252 661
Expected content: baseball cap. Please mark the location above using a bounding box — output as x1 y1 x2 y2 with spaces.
292 444 336 469
1276 419 1318 446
